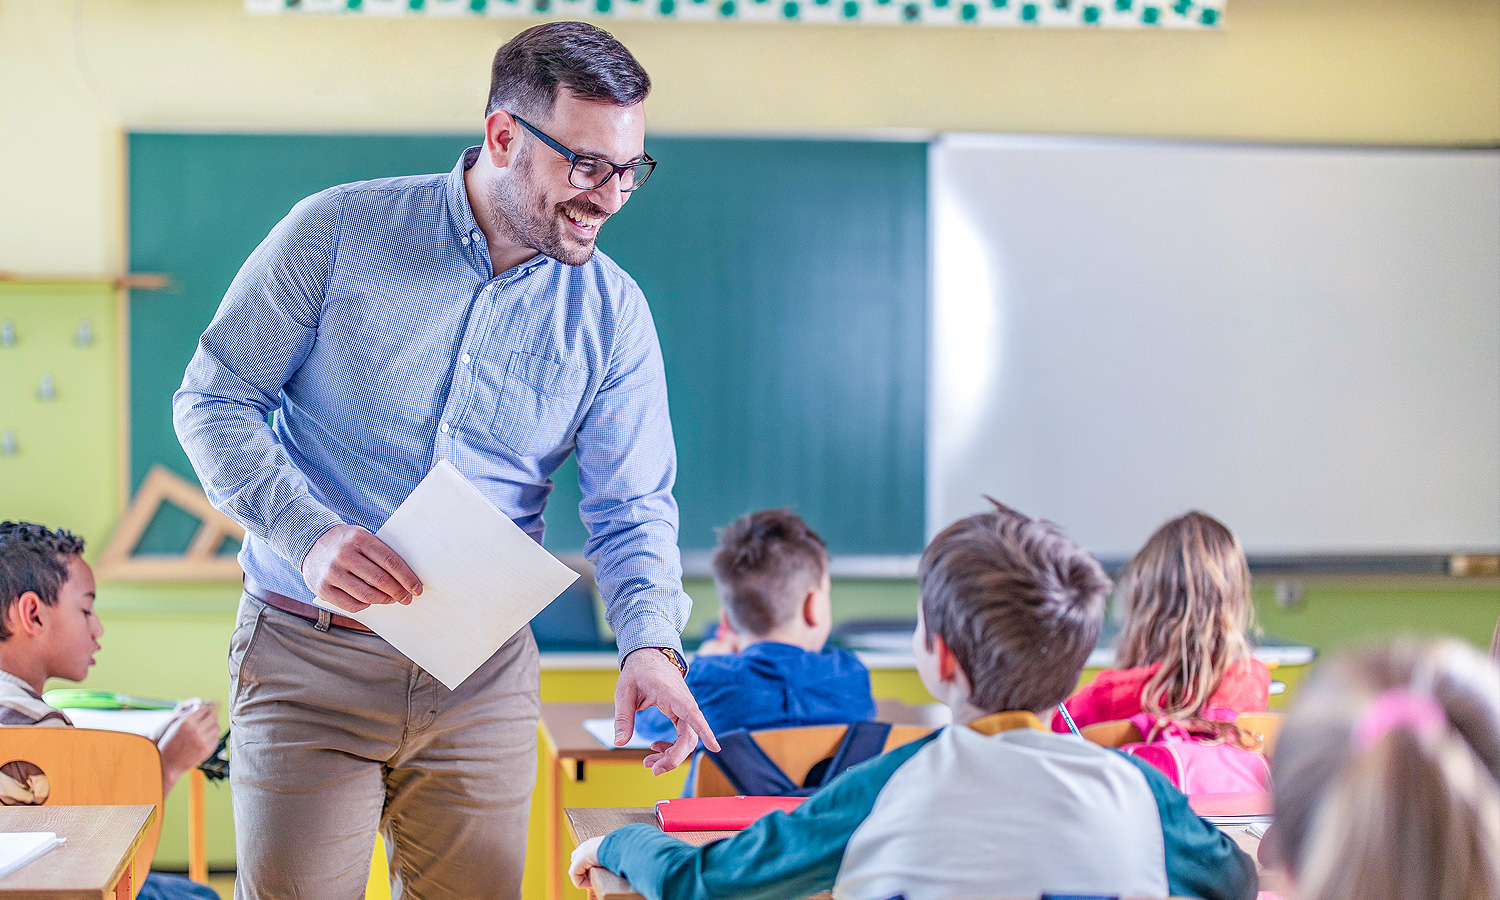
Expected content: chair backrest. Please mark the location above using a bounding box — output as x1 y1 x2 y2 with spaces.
1080 713 1283 755
1234 711 1282 756
692 723 932 798
1081 718 1144 748
0 726 164 890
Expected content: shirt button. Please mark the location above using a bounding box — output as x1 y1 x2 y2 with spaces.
439 422 450 434
461 353 472 364
460 236 470 246
471 229 482 242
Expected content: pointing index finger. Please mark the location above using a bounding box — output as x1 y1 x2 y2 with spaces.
679 703 719 753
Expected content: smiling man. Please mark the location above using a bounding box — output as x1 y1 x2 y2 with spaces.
173 22 715 900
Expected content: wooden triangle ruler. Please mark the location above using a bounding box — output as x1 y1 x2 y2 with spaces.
97 465 245 581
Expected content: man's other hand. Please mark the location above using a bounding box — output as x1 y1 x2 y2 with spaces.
614 648 720 776
301 524 423 613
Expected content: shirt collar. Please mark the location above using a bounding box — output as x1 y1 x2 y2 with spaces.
740 641 816 657
965 710 1048 736
445 146 484 246
446 146 551 279
0 667 44 700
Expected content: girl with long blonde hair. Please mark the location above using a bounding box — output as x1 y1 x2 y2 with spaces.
1052 511 1269 737
1269 638 1499 900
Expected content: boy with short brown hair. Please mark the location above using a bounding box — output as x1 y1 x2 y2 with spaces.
636 508 874 740
0 521 221 900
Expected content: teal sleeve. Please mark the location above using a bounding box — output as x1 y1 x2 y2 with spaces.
596 732 939 900
1119 755 1259 900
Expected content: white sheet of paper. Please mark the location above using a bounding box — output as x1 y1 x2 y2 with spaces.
583 718 654 750
0 832 63 880
318 459 579 690
64 708 177 739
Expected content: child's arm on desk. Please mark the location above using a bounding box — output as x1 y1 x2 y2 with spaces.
574 733 938 900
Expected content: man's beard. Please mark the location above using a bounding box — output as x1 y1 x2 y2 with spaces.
487 150 605 267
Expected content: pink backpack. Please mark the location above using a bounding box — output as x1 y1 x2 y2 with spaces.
1120 711 1270 796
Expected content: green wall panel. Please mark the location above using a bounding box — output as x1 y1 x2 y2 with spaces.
128 133 926 556
0 283 121 554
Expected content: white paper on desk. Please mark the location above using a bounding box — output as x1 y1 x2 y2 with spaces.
317 459 579 691
0 832 64 880
65 708 177 739
583 718 655 750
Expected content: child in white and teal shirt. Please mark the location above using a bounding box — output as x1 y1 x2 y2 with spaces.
570 502 1257 900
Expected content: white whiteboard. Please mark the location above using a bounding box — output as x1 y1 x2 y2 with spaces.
928 135 1500 559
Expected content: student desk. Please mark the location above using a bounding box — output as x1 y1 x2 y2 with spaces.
566 807 1254 900
0 805 156 900
539 699 935 900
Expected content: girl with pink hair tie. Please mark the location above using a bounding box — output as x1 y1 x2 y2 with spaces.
1268 638 1500 900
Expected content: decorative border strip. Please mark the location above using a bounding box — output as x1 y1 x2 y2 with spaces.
247 0 1225 28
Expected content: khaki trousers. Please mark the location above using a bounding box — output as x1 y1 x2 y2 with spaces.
228 594 540 900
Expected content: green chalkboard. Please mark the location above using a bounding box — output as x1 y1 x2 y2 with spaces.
128 133 926 556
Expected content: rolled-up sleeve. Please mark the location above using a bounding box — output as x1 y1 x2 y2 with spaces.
574 282 691 662
172 190 347 568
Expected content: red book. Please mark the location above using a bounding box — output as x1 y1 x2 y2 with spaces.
654 796 806 831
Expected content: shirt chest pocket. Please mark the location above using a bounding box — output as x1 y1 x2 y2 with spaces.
489 351 589 456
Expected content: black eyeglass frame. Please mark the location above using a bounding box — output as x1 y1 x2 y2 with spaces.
507 111 656 193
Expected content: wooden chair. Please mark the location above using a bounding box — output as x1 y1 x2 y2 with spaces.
1234 711 1282 755
0 726 164 898
1080 718 1143 748
691 723 933 798
1079 712 1284 755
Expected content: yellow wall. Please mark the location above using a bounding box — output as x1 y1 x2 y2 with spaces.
2 0 1498 276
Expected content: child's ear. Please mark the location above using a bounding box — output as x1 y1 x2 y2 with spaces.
802 588 820 627
9 591 47 638
932 633 961 683
716 610 741 653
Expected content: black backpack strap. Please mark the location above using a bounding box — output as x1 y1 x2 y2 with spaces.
813 721 891 786
708 730 803 796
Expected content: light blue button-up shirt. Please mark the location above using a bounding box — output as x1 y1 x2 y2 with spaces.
174 147 689 659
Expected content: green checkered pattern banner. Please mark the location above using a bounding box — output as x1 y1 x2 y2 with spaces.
247 0 1224 28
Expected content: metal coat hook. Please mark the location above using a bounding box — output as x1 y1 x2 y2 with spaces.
37 374 56 402
75 321 94 347
0 320 14 347
1 430 16 456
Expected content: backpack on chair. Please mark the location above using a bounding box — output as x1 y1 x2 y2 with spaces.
1119 711 1270 795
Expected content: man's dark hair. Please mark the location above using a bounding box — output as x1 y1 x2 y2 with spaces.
0 522 85 641
711 509 829 638
485 22 651 120
919 500 1112 714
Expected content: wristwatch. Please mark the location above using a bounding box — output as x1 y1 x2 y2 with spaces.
653 647 688 678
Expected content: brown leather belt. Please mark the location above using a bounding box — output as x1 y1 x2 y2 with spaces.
243 578 374 633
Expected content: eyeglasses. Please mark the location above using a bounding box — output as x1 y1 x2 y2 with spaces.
508 112 656 193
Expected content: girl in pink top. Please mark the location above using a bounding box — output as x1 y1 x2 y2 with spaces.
1055 511 1270 741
